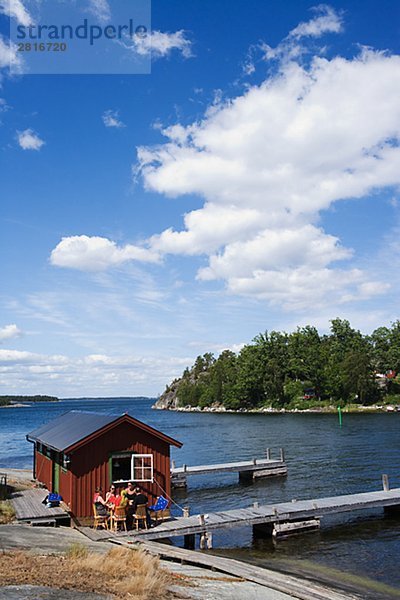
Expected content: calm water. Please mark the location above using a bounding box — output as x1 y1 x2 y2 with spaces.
1 397 400 596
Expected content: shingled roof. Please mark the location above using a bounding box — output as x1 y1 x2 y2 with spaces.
26 410 182 452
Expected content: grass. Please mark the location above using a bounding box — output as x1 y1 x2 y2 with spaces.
0 500 15 524
0 545 177 599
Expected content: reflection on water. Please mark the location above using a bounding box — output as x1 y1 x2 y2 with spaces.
1 397 399 592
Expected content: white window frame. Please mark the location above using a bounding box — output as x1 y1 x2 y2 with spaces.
131 454 153 482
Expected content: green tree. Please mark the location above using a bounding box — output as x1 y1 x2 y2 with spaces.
287 326 325 395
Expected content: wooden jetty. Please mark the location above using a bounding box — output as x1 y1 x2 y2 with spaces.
124 478 400 547
114 539 358 600
171 448 287 488
11 488 70 525
75 528 358 599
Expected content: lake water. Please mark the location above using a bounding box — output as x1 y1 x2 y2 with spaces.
1 397 400 597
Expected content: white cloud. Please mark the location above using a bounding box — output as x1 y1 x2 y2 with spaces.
0 0 32 26
17 128 45 151
50 235 160 271
86 0 111 23
197 225 352 281
288 4 343 39
135 22 400 310
132 29 192 59
0 348 191 396
0 324 22 342
0 35 23 72
261 5 343 63
102 109 125 128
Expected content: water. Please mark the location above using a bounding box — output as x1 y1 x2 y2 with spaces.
1 397 400 595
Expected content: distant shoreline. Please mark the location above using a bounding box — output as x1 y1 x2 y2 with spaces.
0 396 153 408
0 395 59 408
0 403 31 408
153 404 400 414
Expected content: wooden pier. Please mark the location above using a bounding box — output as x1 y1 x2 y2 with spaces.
171 448 287 488
126 478 400 547
114 539 358 600
11 488 70 525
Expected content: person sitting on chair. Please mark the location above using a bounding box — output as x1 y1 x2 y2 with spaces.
125 482 138 530
111 487 123 509
132 486 152 528
93 486 108 517
105 484 117 507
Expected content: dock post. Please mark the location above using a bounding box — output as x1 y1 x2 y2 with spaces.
382 474 390 491
266 448 271 460
253 522 274 538
184 534 195 550
280 448 285 462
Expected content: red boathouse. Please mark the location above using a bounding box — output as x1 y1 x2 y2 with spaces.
26 411 182 520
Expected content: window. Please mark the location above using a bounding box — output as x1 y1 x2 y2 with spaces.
111 452 153 483
132 454 153 482
111 453 132 482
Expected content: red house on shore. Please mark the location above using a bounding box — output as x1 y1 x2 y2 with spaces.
26 411 182 520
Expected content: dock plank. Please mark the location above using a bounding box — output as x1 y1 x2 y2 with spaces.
11 488 68 522
171 458 286 476
126 487 400 541
110 539 359 600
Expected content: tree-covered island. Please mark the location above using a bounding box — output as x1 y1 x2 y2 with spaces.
156 319 400 412
0 395 59 407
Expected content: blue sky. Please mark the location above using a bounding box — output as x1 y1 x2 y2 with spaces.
1 0 400 397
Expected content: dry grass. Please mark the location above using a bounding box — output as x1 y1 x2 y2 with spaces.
0 500 15 524
0 546 177 599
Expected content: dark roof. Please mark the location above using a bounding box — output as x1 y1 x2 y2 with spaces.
27 410 182 452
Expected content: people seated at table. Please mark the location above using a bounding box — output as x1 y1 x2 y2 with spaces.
93 486 109 517
105 484 117 507
105 485 127 511
119 487 128 508
125 485 151 529
132 487 149 509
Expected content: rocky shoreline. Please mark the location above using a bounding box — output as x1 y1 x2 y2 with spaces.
152 402 400 414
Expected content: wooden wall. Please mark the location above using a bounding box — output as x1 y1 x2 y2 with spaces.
69 420 171 518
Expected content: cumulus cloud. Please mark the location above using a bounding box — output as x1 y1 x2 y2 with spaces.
261 5 343 62
134 14 400 310
17 128 45 150
131 29 192 59
0 324 22 342
0 0 32 26
289 4 343 39
102 109 125 128
0 35 23 71
48 8 399 313
0 348 191 396
50 235 160 271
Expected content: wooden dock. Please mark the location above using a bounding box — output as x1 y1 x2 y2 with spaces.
112 539 360 600
123 483 400 546
11 488 70 525
171 448 287 488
